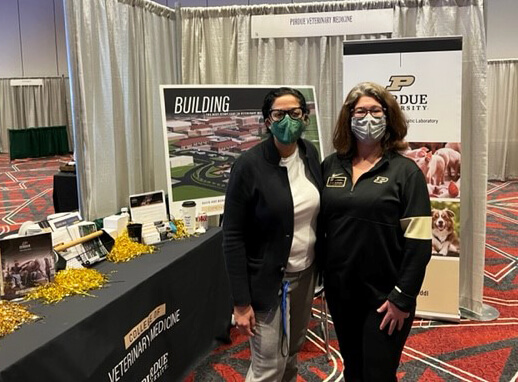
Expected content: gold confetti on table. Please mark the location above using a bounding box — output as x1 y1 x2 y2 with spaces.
0 300 39 338
25 268 108 304
107 230 155 263
172 219 191 239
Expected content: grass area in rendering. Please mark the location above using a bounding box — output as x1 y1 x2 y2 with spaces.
170 164 195 178
172 185 224 201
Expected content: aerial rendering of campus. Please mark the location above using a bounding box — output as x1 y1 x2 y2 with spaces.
162 87 320 214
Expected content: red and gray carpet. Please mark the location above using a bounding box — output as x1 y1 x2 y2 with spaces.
0 154 71 238
188 180 518 382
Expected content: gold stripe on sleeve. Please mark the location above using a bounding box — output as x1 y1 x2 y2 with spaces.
400 216 432 240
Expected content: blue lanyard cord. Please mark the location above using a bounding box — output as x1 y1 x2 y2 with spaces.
281 281 290 335
280 280 290 357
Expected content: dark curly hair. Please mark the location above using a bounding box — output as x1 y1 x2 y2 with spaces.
261 87 309 124
333 82 409 156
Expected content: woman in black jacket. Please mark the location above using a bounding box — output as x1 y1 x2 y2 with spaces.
223 87 322 382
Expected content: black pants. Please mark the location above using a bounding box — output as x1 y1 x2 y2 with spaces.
326 294 414 382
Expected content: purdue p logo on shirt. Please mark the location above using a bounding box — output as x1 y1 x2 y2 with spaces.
373 176 389 184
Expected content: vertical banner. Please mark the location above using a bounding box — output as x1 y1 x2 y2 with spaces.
159 86 323 218
343 37 463 321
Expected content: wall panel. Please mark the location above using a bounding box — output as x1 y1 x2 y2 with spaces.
486 0 518 59
249 0 286 4
54 0 68 76
1 0 517 76
19 0 58 76
207 0 248 6
0 0 23 77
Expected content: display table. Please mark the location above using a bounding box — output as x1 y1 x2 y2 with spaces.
0 228 232 382
8 126 70 160
52 172 79 213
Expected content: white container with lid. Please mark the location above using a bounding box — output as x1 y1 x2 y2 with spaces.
181 201 196 234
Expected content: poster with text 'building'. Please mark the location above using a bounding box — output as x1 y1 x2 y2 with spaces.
160 85 323 218
343 37 463 322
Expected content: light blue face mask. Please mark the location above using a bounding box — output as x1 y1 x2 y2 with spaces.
270 116 306 144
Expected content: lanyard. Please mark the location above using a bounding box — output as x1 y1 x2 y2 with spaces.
280 280 290 357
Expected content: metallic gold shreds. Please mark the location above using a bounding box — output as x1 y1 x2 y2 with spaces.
107 230 155 263
172 219 190 239
0 300 39 338
25 268 108 304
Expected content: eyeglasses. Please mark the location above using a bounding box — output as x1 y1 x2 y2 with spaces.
351 107 385 118
269 107 304 122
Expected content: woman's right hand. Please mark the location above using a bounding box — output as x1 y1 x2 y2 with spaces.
233 305 256 337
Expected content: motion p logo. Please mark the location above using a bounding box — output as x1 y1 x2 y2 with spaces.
385 75 428 112
373 176 389 184
386 75 415 92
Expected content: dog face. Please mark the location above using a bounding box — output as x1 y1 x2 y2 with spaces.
432 207 460 256
432 208 455 233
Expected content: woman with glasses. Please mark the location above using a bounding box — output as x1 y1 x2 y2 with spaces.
321 82 432 381
223 87 322 381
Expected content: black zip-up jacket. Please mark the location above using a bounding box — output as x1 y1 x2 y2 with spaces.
223 136 323 312
321 151 432 311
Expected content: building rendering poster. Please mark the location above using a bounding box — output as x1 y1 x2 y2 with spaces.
159 85 323 218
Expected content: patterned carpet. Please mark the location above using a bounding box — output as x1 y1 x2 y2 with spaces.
188 180 518 382
0 154 71 238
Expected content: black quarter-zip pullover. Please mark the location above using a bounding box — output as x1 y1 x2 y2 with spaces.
321 151 432 311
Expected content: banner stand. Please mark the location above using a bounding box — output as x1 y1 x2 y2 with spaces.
343 37 465 322
460 304 499 322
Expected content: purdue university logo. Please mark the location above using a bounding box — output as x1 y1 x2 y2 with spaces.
386 75 428 111
373 176 389 184
386 75 416 91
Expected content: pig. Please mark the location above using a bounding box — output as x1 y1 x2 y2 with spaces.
402 146 429 159
435 147 461 181
445 142 461 153
415 152 446 186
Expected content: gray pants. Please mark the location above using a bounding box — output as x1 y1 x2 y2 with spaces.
246 263 316 382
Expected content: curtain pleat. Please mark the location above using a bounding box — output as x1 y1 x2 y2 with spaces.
64 0 180 220
487 60 518 180
394 0 487 315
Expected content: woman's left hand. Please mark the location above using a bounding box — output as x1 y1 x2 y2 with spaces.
377 300 410 335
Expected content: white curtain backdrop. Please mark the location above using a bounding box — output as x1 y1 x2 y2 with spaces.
181 1 394 157
487 59 518 180
394 0 487 319
64 0 180 220
0 77 70 153
181 0 487 315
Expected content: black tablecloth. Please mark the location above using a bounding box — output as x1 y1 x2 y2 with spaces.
0 228 232 382
52 172 79 213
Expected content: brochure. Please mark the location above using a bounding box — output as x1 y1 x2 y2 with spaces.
129 190 168 224
0 232 55 300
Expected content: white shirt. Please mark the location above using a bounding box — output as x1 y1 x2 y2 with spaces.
279 146 320 272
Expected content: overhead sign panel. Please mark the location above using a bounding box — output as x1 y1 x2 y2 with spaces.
251 9 393 39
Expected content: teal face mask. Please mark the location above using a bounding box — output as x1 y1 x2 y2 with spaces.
270 116 306 144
